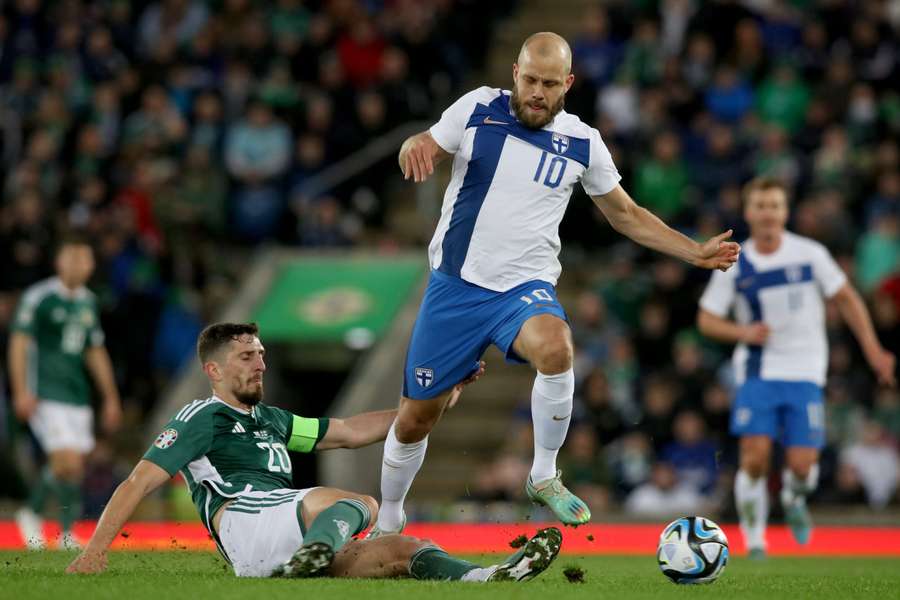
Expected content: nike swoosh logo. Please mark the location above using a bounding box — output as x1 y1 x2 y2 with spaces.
552 414 570 421
483 116 509 126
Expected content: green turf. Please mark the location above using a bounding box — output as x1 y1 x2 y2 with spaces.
1 551 898 600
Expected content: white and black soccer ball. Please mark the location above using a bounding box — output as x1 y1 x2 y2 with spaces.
657 516 729 584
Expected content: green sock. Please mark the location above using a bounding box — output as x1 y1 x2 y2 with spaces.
56 480 82 532
28 468 55 514
302 499 370 552
409 547 480 581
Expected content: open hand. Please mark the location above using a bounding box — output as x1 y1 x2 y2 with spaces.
696 230 741 272
400 134 436 183
868 348 896 387
447 361 486 409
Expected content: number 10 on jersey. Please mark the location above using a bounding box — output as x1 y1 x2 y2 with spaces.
533 151 567 189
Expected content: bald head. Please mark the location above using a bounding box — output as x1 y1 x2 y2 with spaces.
517 32 572 75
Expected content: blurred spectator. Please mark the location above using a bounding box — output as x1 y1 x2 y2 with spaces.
572 7 621 88
661 411 719 494
705 66 753 123
633 131 689 220
837 421 899 509
625 462 705 516
225 99 291 240
855 207 900 293
755 63 809 133
607 431 654 498
575 367 626 444
559 425 610 513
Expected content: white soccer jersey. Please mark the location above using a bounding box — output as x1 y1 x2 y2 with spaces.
427 87 621 292
699 232 847 385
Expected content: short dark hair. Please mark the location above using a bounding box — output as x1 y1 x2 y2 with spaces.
197 322 260 363
55 230 93 255
742 176 789 205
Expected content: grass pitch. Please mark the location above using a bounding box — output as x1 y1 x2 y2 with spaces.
2 551 898 600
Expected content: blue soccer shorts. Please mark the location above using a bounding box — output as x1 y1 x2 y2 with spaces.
730 378 825 448
402 269 567 400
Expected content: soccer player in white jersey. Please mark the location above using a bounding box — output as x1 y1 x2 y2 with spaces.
369 31 740 536
698 177 896 557
67 322 562 581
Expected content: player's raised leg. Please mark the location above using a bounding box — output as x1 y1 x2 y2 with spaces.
512 314 590 526
735 435 772 558
369 393 451 536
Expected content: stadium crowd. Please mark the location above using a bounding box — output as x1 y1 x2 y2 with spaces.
1 0 899 517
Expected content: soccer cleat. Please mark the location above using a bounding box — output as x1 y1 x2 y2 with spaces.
275 542 335 578
15 508 46 550
784 503 813 545
363 511 407 539
525 471 591 526
747 547 767 560
488 527 563 582
58 531 82 551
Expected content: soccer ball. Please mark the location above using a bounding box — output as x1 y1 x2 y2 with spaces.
657 516 729 584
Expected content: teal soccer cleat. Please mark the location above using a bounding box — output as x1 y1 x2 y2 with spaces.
784 503 813 545
525 471 591 526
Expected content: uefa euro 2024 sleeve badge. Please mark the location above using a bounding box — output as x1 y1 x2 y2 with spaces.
154 428 178 449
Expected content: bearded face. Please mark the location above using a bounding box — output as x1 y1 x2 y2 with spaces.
510 83 566 129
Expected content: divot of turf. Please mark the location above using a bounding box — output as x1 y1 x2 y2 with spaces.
563 565 585 583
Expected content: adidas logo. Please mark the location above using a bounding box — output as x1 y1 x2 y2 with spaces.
231 422 246 434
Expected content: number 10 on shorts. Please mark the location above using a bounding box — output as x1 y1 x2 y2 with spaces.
521 289 554 305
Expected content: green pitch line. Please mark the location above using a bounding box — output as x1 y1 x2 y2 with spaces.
1 552 898 600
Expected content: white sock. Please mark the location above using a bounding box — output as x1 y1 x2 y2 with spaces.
781 464 819 508
735 469 769 551
377 421 427 531
529 368 575 483
460 566 497 582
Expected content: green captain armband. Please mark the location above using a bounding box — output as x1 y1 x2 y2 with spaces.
288 415 330 452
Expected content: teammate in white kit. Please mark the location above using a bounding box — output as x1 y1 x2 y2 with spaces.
368 31 740 536
698 177 896 557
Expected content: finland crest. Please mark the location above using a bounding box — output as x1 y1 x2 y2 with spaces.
551 132 569 155
415 367 434 388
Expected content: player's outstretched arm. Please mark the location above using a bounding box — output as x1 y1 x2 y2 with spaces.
592 185 740 272
398 131 451 183
66 460 170 574
832 284 897 386
316 409 399 451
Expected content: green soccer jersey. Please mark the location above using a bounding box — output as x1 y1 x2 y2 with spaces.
11 277 105 406
143 396 329 533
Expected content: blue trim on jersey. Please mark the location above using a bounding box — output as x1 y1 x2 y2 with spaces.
439 96 508 277
464 94 591 167
736 253 814 378
737 253 763 378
